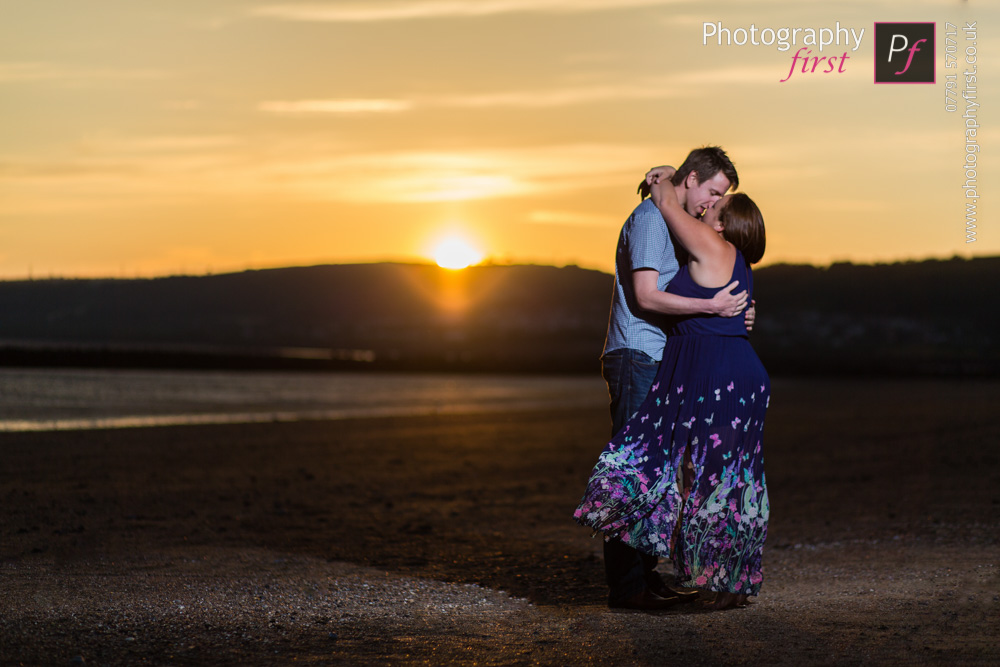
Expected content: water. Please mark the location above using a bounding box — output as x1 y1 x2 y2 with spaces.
0 368 608 432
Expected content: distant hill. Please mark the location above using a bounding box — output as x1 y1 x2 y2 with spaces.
0 257 997 375
749 259 1000 375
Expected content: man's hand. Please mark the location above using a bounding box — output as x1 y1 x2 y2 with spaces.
709 281 748 318
744 300 756 331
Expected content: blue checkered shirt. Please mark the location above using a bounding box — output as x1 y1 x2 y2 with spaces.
603 198 680 361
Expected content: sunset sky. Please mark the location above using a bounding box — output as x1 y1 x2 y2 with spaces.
1 1 995 278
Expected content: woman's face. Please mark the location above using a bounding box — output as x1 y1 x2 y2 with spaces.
701 194 731 233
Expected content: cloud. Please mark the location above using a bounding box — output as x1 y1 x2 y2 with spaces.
806 199 890 212
0 133 650 208
76 134 244 153
669 64 788 86
257 79 702 117
0 63 63 83
258 144 651 202
434 83 689 108
251 0 680 23
0 160 134 180
259 99 414 114
0 134 251 215
527 210 616 226
256 65 797 117
164 100 202 111
0 62 170 84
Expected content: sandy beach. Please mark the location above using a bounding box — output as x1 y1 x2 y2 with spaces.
2 377 998 665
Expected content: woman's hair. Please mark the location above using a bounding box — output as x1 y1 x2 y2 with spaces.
719 193 766 264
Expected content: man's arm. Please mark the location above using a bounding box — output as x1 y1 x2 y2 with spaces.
632 269 747 318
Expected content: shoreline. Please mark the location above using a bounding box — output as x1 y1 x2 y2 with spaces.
3 380 999 664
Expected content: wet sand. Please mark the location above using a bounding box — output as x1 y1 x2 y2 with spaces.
2 378 999 665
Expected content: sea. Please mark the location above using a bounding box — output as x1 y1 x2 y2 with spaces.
0 368 609 432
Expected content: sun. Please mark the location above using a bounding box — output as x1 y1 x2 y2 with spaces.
433 237 483 270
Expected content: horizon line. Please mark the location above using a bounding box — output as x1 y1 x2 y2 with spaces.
1 253 995 283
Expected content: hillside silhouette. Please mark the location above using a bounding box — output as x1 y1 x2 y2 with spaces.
1 257 996 375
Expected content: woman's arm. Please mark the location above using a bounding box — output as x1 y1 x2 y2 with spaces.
649 176 728 264
637 164 672 199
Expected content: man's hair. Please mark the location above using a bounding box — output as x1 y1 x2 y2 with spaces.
719 193 766 264
669 146 739 192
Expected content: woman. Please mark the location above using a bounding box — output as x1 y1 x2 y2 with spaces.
574 167 769 610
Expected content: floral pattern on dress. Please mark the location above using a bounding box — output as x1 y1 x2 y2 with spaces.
575 374 769 596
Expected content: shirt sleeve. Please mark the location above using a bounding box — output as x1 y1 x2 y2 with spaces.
625 202 668 272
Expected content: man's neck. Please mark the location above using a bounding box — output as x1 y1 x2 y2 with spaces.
673 183 688 211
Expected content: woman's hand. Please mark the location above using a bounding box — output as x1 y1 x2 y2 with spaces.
744 300 756 331
645 165 676 185
650 175 680 211
637 165 676 199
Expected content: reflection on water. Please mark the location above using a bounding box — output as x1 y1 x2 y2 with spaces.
0 368 607 432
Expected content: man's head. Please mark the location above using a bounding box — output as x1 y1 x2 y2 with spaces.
669 146 739 217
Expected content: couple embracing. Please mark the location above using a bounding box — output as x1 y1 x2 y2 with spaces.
574 146 769 612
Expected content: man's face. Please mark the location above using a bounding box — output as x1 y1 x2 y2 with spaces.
701 194 730 233
684 171 731 218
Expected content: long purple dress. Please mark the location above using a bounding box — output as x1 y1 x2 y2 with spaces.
575 250 770 596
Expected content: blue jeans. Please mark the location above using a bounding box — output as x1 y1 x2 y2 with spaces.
601 348 662 603
603 348 659 438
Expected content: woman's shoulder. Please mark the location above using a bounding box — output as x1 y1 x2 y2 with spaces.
689 241 739 288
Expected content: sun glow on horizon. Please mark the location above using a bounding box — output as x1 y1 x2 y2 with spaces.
432 236 484 270
2 3 996 279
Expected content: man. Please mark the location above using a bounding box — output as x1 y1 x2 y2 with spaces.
601 146 749 610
